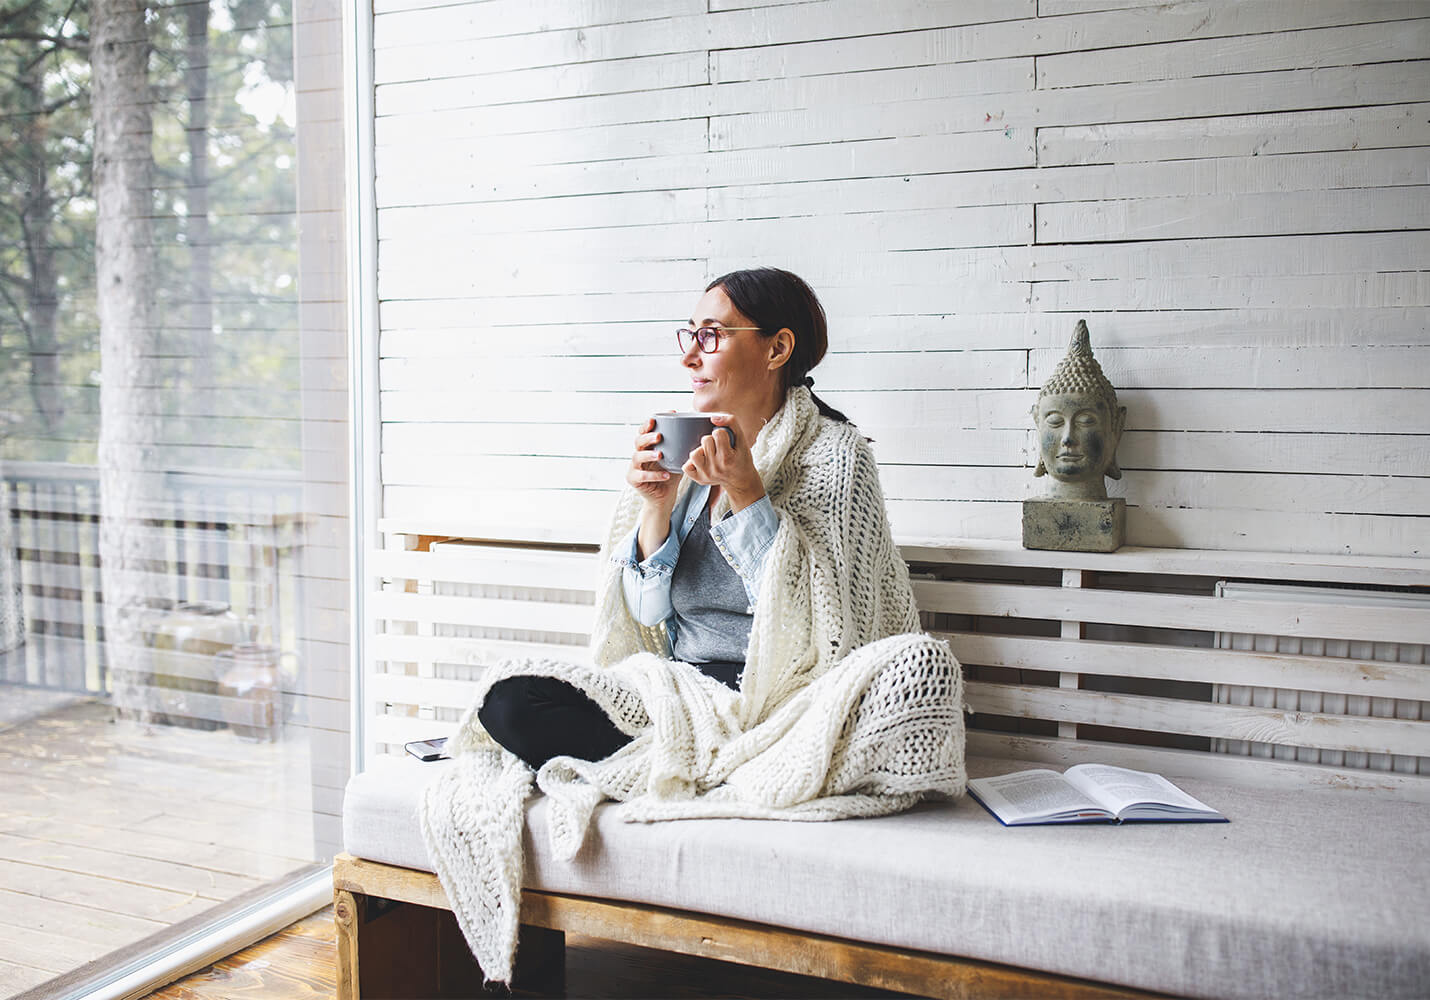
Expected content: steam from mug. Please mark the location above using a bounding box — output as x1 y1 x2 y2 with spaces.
651 412 735 473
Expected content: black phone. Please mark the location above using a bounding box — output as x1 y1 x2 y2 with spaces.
404 736 450 762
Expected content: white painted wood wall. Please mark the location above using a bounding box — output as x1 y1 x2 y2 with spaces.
370 0 1430 557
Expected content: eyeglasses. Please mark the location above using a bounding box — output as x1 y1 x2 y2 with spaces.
677 326 760 354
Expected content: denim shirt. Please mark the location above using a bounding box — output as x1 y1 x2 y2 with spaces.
614 483 780 632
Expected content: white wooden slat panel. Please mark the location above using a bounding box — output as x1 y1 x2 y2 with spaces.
378 491 1430 556
377 257 704 300
369 671 483 712
1029 232 1430 283
378 388 1045 431
377 221 1036 289
1039 0 1209 12
1036 147 1429 204
1122 508 1429 559
1117 432 1430 478
380 421 1032 469
381 422 634 460
1016 309 1428 349
1040 103 1430 166
372 634 590 667
392 384 1430 438
374 131 1038 207
370 714 458 748
376 55 709 117
694 147 1425 231
709 58 1037 122
707 62 1036 151
375 61 1425 159
371 2 1430 562
374 0 703 49
708 0 856 9
379 292 694 328
966 682 1429 757
718 92 1010 151
377 312 1043 356
374 14 710 82
965 732 1430 799
721 99 1424 167
375 120 708 171
373 88 708 148
378 351 1029 394
1039 187 1430 243
381 389 694 424
374 0 1030 83
379 325 669 358
378 190 708 239
379 488 618 544
1029 347 1430 389
1038 19 1430 89
831 388 1430 434
385 455 1019 498
1034 61 1428 130
914 580 1430 645
889 466 1430 517
371 547 596 590
943 633 1430 702
377 0 1028 54
373 591 595 634
1033 274 1430 311
376 455 654 497
903 540 1430 587
710 3 1424 81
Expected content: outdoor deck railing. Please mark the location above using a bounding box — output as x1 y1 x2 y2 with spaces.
1 461 307 733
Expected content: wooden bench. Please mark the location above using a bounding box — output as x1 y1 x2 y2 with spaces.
336 533 1430 998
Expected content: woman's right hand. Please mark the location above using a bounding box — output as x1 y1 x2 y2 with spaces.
628 417 680 510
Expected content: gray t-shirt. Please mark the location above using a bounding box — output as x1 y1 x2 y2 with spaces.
669 499 752 665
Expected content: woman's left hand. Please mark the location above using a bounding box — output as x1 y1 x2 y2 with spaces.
683 413 765 511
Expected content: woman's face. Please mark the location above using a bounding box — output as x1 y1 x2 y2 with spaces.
683 285 784 415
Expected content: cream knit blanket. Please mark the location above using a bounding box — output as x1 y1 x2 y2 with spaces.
420 387 966 984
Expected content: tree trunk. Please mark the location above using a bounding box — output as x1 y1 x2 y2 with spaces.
14 1 64 433
91 0 161 723
185 0 213 418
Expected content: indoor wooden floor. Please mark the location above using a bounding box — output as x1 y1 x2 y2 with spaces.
148 906 912 999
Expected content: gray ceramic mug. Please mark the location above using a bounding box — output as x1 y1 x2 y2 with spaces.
652 412 735 473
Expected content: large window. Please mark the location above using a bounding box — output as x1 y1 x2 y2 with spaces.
0 0 348 993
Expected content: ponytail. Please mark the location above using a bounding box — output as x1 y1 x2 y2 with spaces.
796 373 854 425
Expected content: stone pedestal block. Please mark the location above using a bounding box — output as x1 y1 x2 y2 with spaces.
1022 498 1125 553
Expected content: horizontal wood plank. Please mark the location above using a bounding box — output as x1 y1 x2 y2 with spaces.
966 681 1429 757
942 632 1430 702
912 580 1430 645
965 732 1430 799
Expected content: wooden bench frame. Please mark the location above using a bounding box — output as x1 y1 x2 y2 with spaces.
333 853 1161 999
347 534 1430 997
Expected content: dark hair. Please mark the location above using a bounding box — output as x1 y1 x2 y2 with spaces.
706 267 854 425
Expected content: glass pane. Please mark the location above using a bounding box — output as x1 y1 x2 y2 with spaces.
0 0 348 992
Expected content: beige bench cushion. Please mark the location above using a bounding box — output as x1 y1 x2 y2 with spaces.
342 755 1430 999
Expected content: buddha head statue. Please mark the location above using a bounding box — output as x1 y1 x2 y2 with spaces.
1031 320 1127 500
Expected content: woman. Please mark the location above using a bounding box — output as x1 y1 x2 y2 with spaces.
477 267 862 768
422 268 964 984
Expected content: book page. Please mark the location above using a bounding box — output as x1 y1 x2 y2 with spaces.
1064 764 1215 816
969 769 1108 823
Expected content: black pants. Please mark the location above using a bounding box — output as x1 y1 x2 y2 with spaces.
478 661 742 771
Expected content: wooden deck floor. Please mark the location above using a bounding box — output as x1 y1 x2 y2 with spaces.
0 687 320 998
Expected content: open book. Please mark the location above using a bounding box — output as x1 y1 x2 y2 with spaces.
968 764 1227 826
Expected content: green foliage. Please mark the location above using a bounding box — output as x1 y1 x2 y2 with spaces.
1 0 303 472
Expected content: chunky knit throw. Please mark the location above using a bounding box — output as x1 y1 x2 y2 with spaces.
420 386 966 984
